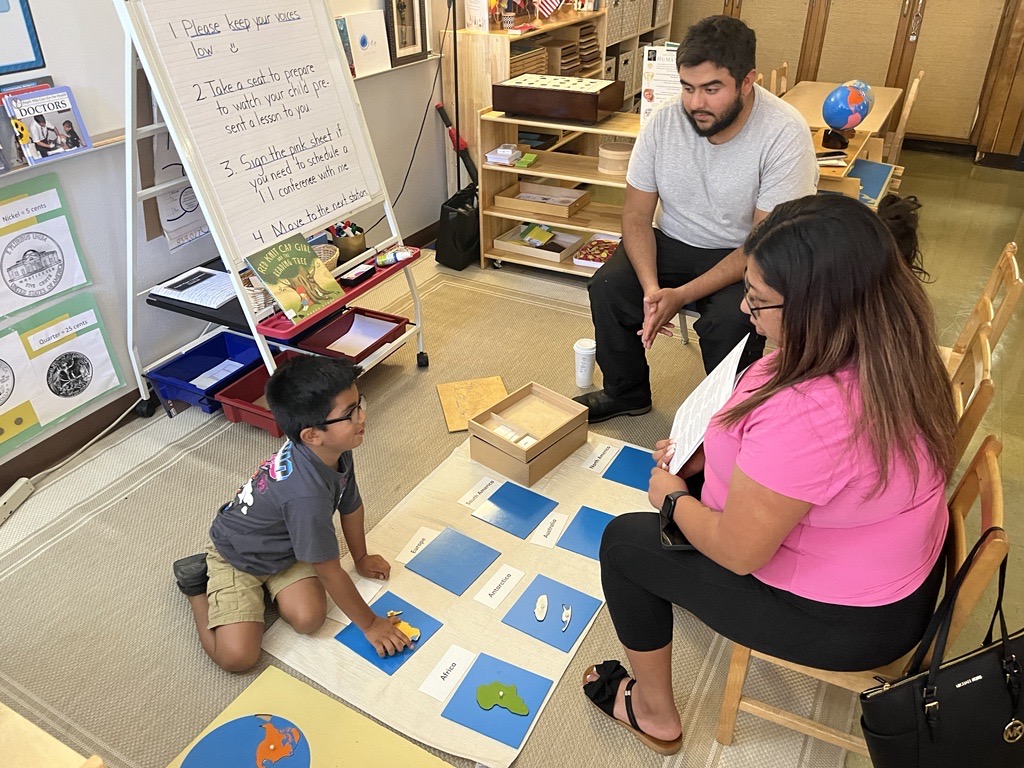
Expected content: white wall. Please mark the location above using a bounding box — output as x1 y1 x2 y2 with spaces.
0 0 448 465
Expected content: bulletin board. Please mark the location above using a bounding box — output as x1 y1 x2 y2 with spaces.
112 0 388 268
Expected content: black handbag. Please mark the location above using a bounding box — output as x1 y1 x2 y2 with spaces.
860 527 1024 768
434 184 480 271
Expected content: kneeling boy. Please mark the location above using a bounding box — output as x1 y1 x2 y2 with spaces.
173 356 412 672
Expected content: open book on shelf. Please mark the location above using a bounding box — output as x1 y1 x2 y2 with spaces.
149 267 236 308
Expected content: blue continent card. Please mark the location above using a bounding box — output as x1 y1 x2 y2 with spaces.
405 527 501 595
501 574 603 653
603 445 656 491
473 481 559 539
334 592 441 675
556 505 615 561
441 653 553 748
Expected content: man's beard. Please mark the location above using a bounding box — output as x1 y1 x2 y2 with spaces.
684 93 745 138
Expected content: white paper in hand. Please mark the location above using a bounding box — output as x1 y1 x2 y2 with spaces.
668 336 749 475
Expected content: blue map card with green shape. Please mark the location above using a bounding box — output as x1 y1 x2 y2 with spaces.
603 445 656 491
556 505 615 561
501 574 602 652
334 592 441 675
405 527 500 595
441 653 553 748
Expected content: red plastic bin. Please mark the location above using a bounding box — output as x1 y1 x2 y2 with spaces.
213 351 304 437
295 307 410 363
255 249 421 342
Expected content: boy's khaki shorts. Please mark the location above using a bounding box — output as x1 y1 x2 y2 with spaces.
204 541 318 629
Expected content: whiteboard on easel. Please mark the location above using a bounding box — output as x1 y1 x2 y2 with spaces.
115 0 387 268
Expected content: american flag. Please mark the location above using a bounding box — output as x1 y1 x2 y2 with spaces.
535 0 564 18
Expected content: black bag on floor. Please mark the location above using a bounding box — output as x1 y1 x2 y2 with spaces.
435 184 479 271
860 527 1024 768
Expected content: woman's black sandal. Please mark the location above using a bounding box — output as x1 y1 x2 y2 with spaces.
582 660 682 755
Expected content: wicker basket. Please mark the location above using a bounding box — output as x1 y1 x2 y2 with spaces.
241 274 275 312
312 243 340 271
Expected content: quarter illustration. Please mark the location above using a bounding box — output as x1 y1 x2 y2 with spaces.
2 231 66 298
46 351 92 398
0 359 14 408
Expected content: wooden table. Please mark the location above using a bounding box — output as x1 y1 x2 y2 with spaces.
783 81 903 136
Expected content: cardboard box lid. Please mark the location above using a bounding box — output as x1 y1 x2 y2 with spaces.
468 382 587 463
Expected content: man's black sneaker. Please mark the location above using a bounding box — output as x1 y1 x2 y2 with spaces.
573 390 652 423
173 553 208 597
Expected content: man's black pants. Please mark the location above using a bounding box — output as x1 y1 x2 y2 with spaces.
587 229 765 404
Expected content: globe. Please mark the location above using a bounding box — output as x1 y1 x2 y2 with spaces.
821 81 874 132
182 715 311 768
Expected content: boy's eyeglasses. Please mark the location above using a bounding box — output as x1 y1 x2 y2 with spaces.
318 395 367 428
742 271 785 317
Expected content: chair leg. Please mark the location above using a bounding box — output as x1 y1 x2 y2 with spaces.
716 643 752 746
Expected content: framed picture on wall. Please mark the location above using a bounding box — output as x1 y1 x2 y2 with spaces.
383 0 428 68
0 0 45 75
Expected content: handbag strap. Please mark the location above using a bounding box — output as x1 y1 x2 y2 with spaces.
908 526 1003 677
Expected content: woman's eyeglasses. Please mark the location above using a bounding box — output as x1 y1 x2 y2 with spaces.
743 271 784 317
318 395 367 427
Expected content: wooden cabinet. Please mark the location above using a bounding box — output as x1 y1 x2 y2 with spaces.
697 0 1006 143
477 109 639 276
443 1 673 166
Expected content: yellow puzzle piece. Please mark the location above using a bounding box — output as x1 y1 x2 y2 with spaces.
387 610 420 641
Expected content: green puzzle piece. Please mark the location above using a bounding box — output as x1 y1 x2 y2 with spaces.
476 681 529 716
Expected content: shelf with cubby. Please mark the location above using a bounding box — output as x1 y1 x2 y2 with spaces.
478 108 640 277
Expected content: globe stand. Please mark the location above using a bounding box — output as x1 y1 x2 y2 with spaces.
822 128 851 150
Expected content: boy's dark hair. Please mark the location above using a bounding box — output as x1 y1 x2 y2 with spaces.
676 15 756 86
264 356 362 442
877 193 929 281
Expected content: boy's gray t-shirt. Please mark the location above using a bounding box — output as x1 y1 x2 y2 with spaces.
626 84 818 250
210 439 362 576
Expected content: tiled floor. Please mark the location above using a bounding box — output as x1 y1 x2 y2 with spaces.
843 149 1024 767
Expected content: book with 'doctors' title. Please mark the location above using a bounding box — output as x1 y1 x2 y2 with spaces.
4 85 92 166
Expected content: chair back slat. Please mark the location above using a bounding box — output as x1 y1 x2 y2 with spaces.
983 242 1022 353
886 69 923 165
950 324 994 466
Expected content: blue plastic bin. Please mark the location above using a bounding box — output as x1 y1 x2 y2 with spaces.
146 333 264 413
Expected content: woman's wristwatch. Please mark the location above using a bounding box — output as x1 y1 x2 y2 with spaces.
660 489 690 522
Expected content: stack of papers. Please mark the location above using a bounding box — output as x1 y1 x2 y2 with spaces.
486 144 523 165
149 267 236 308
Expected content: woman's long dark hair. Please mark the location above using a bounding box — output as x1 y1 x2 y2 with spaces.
718 195 957 486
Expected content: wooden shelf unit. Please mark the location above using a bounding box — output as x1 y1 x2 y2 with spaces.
478 108 640 277
443 11 609 161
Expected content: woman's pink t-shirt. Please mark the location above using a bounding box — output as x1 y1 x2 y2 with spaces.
701 352 947 607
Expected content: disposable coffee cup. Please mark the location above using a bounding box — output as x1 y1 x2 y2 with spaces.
574 338 597 388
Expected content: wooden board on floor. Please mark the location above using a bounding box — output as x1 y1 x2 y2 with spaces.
436 376 509 432
0 702 86 768
165 667 451 767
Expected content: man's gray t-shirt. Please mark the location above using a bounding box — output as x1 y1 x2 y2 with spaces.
209 439 362 576
626 84 818 249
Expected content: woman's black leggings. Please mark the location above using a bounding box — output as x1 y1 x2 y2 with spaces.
600 512 945 672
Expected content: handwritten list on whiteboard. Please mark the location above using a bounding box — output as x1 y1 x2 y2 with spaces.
134 0 382 265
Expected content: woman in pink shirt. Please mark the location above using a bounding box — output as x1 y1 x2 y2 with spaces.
583 194 957 755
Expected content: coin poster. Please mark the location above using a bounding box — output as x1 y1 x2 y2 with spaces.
0 173 90 319
0 293 122 458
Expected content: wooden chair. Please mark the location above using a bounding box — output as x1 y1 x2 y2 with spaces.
939 243 1021 373
884 69 923 167
950 323 995 467
769 62 788 96
939 295 994 375
715 436 1008 757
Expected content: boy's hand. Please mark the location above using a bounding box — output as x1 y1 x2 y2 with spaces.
364 614 414 657
355 553 391 580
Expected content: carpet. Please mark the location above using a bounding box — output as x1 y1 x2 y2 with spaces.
0 258 855 767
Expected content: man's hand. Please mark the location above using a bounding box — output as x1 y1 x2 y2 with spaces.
363 614 414 657
648 465 688 510
640 287 685 348
355 553 391 581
